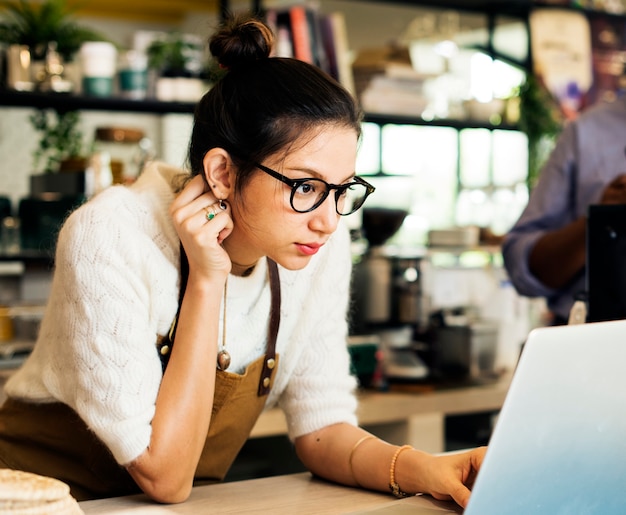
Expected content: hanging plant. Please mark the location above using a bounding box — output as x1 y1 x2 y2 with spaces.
518 75 564 189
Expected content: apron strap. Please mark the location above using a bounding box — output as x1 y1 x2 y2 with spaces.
158 249 281 397
258 258 280 396
157 243 188 371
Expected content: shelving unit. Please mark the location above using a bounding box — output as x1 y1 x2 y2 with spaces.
0 0 533 254
11 2 622 118
2 1 624 211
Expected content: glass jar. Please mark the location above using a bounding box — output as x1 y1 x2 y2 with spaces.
93 127 153 185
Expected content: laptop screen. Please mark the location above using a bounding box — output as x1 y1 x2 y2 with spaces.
464 321 626 514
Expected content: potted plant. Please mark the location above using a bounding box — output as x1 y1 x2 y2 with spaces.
146 32 203 77
29 108 93 195
0 0 106 90
146 32 209 102
30 108 87 172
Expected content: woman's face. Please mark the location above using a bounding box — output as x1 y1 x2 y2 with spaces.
224 125 358 272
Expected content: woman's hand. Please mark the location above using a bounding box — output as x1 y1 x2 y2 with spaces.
169 175 234 279
412 446 486 508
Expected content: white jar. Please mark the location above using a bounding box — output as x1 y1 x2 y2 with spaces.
79 42 117 97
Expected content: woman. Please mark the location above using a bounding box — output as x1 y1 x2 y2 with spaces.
0 15 485 506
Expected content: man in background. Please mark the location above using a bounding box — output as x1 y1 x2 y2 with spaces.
502 94 626 325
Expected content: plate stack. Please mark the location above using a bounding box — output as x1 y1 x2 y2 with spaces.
0 470 83 514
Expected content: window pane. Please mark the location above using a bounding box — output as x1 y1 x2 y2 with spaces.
356 122 381 175
381 124 457 176
460 128 491 188
455 188 493 228
493 18 529 64
492 130 528 186
490 185 529 235
381 124 422 175
364 175 415 211
380 125 458 245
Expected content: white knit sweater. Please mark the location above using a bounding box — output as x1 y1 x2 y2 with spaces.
6 162 358 465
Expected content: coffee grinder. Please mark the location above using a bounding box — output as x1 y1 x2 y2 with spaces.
351 207 429 381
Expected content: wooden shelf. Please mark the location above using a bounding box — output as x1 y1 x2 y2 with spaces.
0 91 520 130
345 0 532 16
0 253 54 269
0 90 196 114
346 0 626 19
364 112 519 131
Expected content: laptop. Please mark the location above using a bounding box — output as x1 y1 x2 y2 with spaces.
464 320 626 514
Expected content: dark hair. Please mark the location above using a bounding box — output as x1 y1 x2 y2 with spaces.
187 14 363 190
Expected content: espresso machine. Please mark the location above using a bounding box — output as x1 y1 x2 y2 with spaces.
350 207 429 381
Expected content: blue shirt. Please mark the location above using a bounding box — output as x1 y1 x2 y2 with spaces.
502 97 626 320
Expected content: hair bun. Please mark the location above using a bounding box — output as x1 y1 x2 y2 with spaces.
209 15 275 70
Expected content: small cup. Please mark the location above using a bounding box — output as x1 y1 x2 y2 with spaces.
80 42 117 97
118 51 148 100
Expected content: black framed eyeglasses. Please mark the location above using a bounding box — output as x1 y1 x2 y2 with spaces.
255 163 375 216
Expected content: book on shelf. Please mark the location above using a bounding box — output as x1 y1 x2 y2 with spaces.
289 5 314 63
265 6 355 94
324 11 355 95
266 9 294 58
304 7 330 75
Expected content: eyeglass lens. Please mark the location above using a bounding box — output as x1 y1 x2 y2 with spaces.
291 179 370 215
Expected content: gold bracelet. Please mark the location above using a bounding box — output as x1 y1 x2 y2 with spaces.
389 444 413 498
349 435 376 487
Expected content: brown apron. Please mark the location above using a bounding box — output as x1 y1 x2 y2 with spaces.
0 260 281 501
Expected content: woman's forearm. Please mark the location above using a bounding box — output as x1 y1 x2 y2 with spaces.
127 277 225 503
295 423 394 491
295 422 484 509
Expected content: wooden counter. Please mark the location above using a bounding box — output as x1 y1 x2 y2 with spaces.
251 375 511 453
0 369 511 454
79 472 462 514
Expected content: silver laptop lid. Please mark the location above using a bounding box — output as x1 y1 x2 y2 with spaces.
465 320 626 514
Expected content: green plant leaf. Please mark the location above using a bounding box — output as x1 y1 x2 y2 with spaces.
0 0 107 60
146 31 205 76
29 109 86 173
518 75 564 188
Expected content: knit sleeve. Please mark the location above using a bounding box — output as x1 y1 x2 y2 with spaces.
28 187 178 465
278 223 359 439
